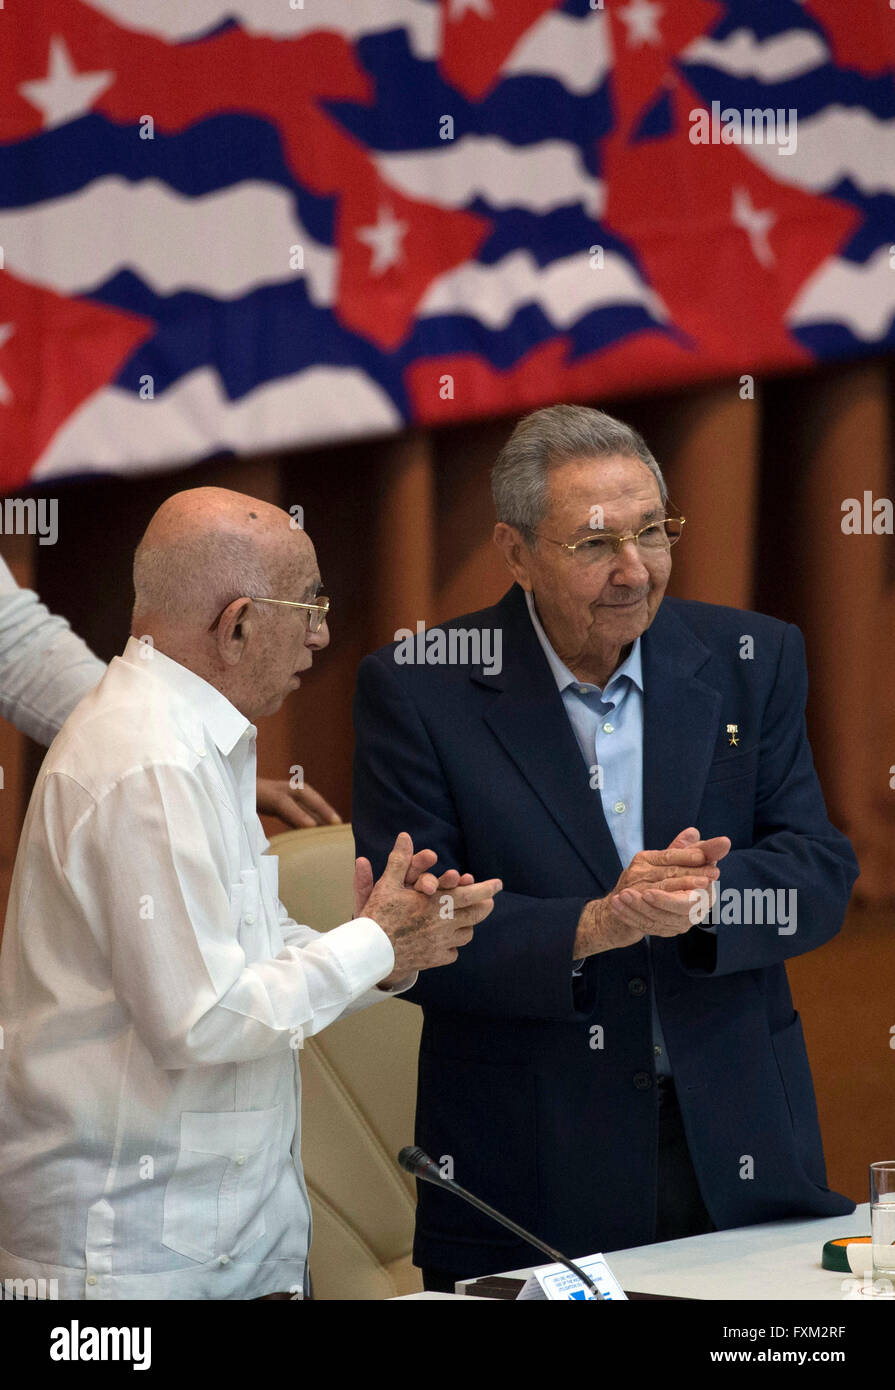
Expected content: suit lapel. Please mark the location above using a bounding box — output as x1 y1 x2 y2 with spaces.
478 586 623 894
641 601 721 850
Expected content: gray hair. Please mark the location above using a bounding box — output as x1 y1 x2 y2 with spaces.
132 530 278 627
491 403 667 540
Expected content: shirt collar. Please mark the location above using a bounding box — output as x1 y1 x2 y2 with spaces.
525 589 643 698
119 635 254 756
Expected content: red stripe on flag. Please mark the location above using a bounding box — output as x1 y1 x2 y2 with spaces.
0 273 151 491
803 0 895 75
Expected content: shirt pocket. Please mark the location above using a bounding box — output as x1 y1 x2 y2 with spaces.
703 749 758 785
161 1105 283 1264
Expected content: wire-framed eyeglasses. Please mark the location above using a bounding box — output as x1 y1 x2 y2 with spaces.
532 515 685 561
250 595 330 632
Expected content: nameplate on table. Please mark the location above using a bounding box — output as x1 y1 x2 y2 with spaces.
516 1254 627 1301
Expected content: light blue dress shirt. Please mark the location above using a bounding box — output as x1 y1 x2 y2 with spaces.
524 589 673 1078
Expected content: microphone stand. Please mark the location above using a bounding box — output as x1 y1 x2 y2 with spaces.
398 1146 602 1299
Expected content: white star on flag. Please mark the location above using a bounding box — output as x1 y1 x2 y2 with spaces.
618 0 665 48
356 206 409 276
19 35 115 131
0 324 16 405
731 187 777 268
448 0 494 19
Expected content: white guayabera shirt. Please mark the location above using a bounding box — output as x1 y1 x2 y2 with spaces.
0 635 412 1299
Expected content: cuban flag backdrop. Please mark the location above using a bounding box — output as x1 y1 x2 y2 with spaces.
1 0 894 491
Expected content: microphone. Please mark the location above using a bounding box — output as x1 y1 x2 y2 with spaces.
398 1145 602 1299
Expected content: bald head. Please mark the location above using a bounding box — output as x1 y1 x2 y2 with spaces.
133 488 305 629
131 487 328 721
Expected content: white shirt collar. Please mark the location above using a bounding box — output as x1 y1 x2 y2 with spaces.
524 589 643 696
118 634 254 755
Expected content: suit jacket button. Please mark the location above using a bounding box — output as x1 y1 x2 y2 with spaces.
628 977 647 996
633 1071 652 1090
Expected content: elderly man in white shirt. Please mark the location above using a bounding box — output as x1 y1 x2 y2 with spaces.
0 488 500 1300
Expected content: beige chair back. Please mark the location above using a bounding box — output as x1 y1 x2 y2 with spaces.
269 823 423 1299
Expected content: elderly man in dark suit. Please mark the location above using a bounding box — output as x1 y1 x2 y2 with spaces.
352 404 858 1291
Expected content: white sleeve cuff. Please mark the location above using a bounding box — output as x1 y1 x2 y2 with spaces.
322 916 396 996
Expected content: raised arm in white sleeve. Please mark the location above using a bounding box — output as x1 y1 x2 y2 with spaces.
61 762 405 1069
0 554 105 744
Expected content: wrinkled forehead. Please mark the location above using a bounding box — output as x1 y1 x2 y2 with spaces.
545 454 663 524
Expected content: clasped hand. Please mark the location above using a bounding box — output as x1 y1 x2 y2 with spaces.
579 826 732 957
354 833 501 985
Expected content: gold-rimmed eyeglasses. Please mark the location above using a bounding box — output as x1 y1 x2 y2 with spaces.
250 595 330 632
532 515 685 561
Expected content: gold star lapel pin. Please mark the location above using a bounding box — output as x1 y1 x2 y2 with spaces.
726 722 739 747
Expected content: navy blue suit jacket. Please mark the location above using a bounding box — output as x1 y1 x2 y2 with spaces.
352 583 858 1274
